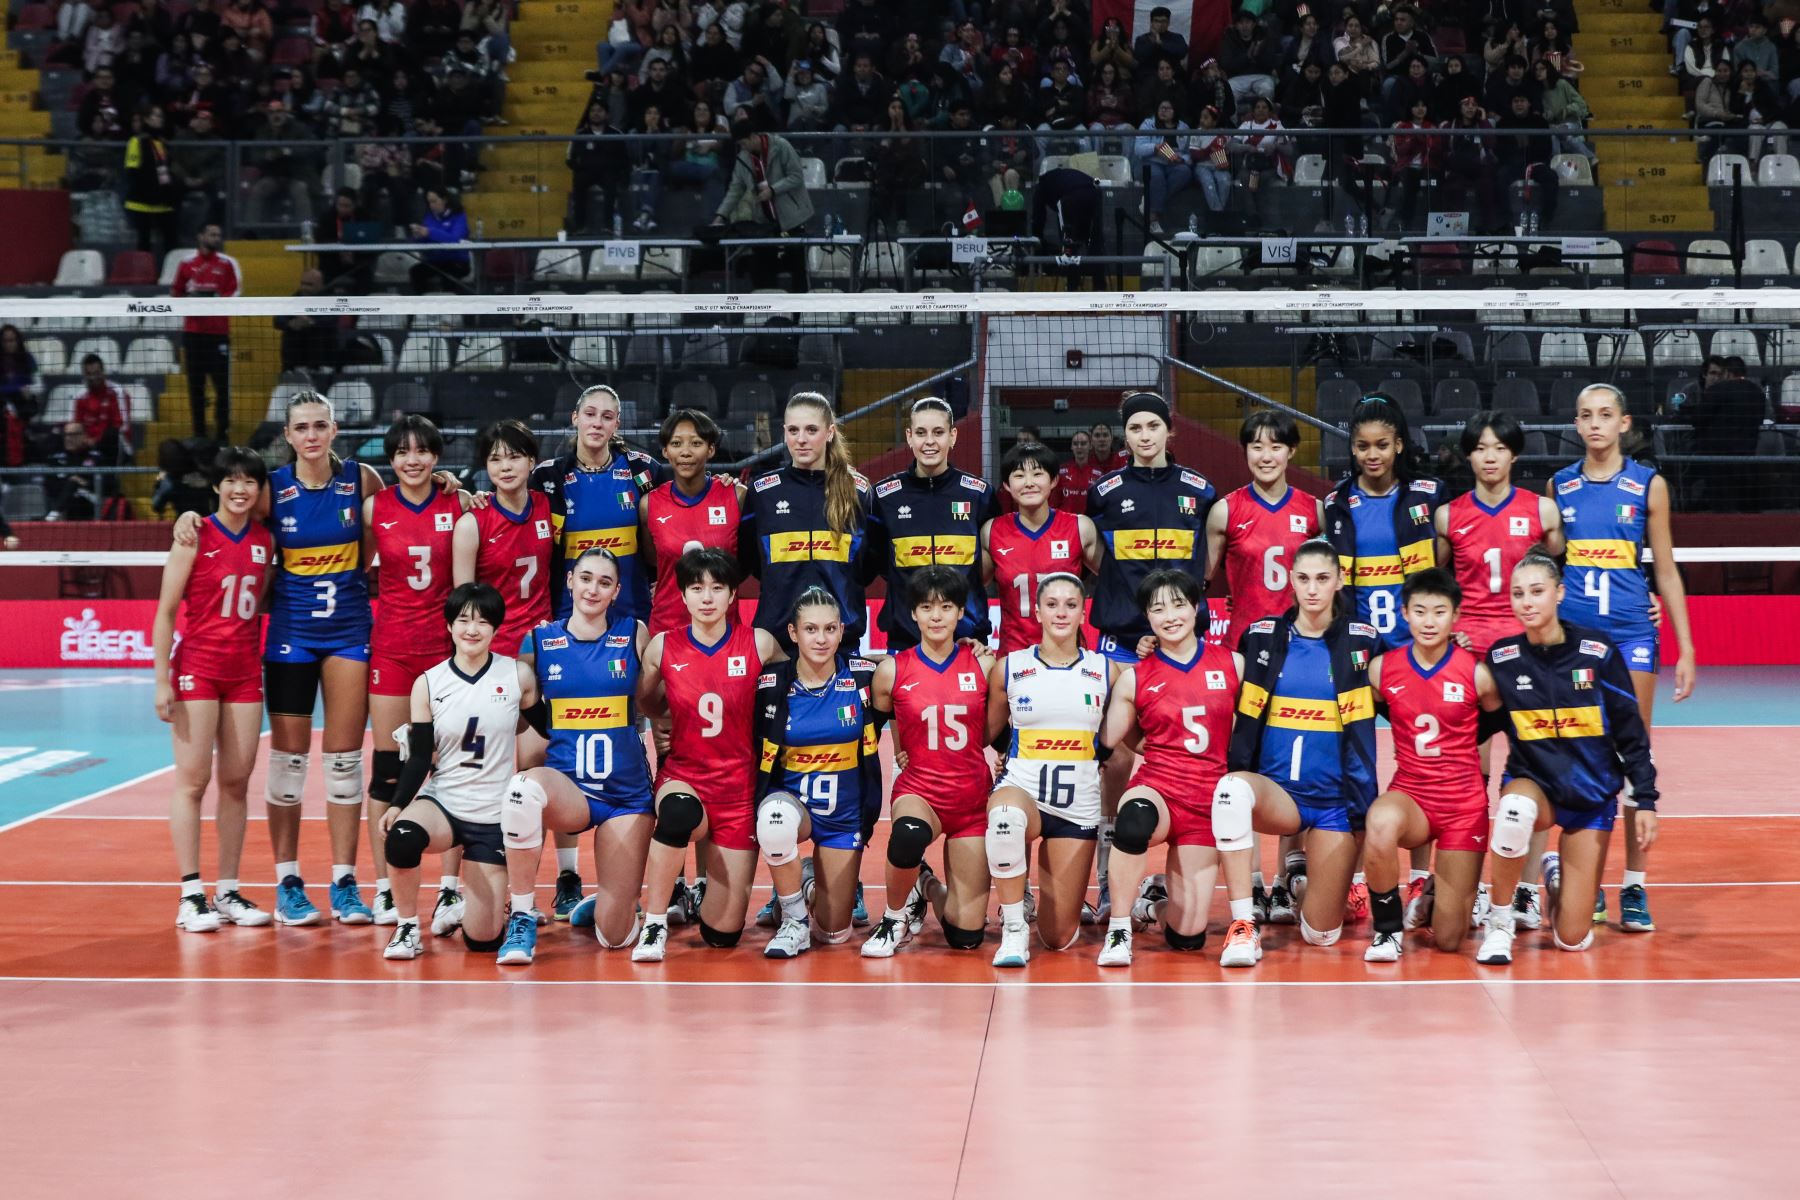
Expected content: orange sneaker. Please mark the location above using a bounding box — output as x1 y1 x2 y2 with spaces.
1219 919 1262 968
1345 882 1370 923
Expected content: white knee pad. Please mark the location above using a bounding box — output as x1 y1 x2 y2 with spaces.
392 723 412 761
323 750 364 806
756 792 804 866
1299 913 1342 947
815 925 853 946
1211 775 1255 853
265 751 308 807
985 805 1029 880
1492 793 1538 859
1039 924 1080 952
502 773 548 851
596 908 642 950
1553 926 1594 953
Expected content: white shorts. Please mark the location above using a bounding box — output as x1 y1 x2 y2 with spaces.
998 758 1102 829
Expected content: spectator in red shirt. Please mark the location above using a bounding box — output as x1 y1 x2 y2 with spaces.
170 222 240 438
75 353 132 463
1055 427 1100 511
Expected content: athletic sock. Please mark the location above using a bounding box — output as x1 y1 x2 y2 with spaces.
777 891 807 922
1251 870 1265 890
332 863 354 885
1285 850 1307 876
1228 897 1253 922
1622 869 1647 889
375 876 390 895
510 892 534 916
1370 887 1403 933
216 878 238 896
180 874 203 899
883 906 908 924
441 875 460 892
1409 868 1431 884
276 860 299 882
556 848 580 874
1352 871 1366 887
1000 900 1025 927
643 912 667 929
1107 915 1131 933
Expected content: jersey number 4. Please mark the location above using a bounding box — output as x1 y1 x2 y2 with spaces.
461 716 487 764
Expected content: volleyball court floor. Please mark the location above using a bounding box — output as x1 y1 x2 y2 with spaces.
1 668 1796 1198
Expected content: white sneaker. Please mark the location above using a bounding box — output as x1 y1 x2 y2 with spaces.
764 916 812 959
175 894 221 933
1097 925 1134 967
861 912 912 958
371 888 398 926
1470 881 1492 931
1130 874 1168 929
1512 885 1543 931
993 919 1031 968
902 864 936 936
1023 886 1038 924
1402 876 1434 930
1218 919 1262 967
383 921 423 960
1475 919 1516 966
430 888 465 937
1364 929 1404 963
213 890 271 927
632 919 669 962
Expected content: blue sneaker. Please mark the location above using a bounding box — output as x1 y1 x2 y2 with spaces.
274 875 321 926
568 895 597 929
552 871 584 921
1619 884 1655 932
1593 886 1608 926
851 881 870 928
330 875 372 925
754 894 778 927
496 910 538 964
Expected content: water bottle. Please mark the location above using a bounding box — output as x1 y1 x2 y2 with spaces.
1344 213 1356 237
613 212 624 239
475 218 486 241
1358 214 1368 237
1187 213 1198 236
300 219 314 243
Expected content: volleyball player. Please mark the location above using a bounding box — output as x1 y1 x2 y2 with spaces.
365 414 471 931
1097 569 1263 967
1085 392 1216 921
1222 540 1382 949
378 583 533 960
985 573 1120 967
632 548 782 961
862 566 997 957
981 440 1101 656
152 447 275 932
750 587 885 960
498 547 653 965
1475 552 1660 964
1551 384 1695 931
1360 568 1499 960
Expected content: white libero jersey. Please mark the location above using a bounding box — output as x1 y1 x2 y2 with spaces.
423 654 521 823
997 647 1107 826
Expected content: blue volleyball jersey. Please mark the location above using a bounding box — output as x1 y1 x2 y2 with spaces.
266 458 371 653
552 465 650 623
1254 633 1344 804
775 668 874 829
1346 488 1406 647
531 616 652 803
1552 459 1656 646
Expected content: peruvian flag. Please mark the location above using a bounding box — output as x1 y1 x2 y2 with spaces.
1091 0 1231 63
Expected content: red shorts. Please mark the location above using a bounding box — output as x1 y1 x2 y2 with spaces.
1455 614 1522 659
1391 772 1490 854
1129 760 1226 848
656 765 756 852
369 649 443 697
892 771 989 840
173 667 262 704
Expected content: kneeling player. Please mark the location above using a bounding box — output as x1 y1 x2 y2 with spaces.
1361 569 1499 960
378 583 534 959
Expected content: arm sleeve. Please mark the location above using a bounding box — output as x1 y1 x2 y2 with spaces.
390 722 435 809
1599 649 1659 809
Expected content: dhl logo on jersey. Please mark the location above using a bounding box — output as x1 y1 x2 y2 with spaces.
550 698 629 729
1016 729 1094 760
768 531 853 563
1336 685 1374 724
1267 697 1342 731
1238 681 1270 719
563 525 639 557
1567 539 1638 570
783 741 858 772
1114 528 1195 561
892 534 977 565
1400 543 1436 572
282 542 359 575
1511 706 1604 741
1350 554 1403 586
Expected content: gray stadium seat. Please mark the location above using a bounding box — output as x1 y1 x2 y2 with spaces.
1431 378 1481 422
1490 378 1541 416
1315 379 1363 428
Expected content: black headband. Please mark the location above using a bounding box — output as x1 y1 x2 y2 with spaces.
1120 392 1171 426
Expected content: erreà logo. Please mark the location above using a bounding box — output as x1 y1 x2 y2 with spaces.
127 302 173 313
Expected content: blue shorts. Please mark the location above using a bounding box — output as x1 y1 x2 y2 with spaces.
1041 810 1100 840
1616 638 1659 674
806 805 864 852
1295 798 1354 834
1554 803 1617 834
582 788 653 830
265 637 371 664
1096 634 1142 666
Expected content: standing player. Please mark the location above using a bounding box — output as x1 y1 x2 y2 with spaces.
633 548 782 961
1055 429 1100 513
1360 568 1499 960
152 447 275 932
498 547 654 965
984 573 1120 968
377 583 535 960
862 566 997 957
1090 422 1128 471
864 396 998 652
981 440 1101 656
1097 569 1262 968
1551 383 1695 931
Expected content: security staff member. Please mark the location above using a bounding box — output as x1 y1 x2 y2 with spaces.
1031 166 1106 289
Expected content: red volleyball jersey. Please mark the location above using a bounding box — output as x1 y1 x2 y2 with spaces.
988 509 1084 654
370 486 462 658
1379 644 1485 800
657 622 760 800
1131 644 1237 787
176 515 274 677
890 644 993 800
1055 460 1100 512
645 476 741 637
1222 484 1319 649
472 491 555 655
1445 487 1545 629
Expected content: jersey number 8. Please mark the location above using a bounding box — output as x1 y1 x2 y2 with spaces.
1368 589 1396 634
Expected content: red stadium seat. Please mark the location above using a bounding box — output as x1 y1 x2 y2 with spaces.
484 248 529 285
272 37 312 66
1631 239 1681 277
1418 242 1467 274
14 4 54 30
106 251 157 286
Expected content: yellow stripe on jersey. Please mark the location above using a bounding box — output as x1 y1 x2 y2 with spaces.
1566 539 1639 570
1401 542 1437 573
891 534 978 565
1510 707 1605 741
1349 554 1403 586
759 739 780 773
861 725 879 757
282 541 360 575
1016 729 1096 760
1266 697 1342 732
551 698 630 729
768 530 854 563
1336 685 1375 724
782 741 859 772
1112 528 1196 561
562 525 639 557
1238 680 1270 720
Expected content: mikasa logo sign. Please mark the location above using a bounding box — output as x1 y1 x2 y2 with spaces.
60 609 153 662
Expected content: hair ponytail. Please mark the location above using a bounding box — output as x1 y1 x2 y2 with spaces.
789 392 861 536
1348 394 1430 484
282 389 344 473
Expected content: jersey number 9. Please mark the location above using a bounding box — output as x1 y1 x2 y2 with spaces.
800 773 838 816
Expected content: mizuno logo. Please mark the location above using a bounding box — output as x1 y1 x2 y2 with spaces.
1235 518 1256 531
379 521 398 529
899 682 922 693
202 550 220 558
1142 682 1167 695
994 547 1013 556
1387 685 1405 695
670 663 689 671
657 515 674 524
1454 524 1474 537
488 534 504 543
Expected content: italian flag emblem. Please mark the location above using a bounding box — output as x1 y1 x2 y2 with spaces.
1408 504 1429 522
836 704 857 725
1572 668 1594 684
950 501 972 518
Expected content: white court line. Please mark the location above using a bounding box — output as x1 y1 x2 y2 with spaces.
4 879 1799 889
0 764 178 836
0 974 1797 990
32 811 1800 822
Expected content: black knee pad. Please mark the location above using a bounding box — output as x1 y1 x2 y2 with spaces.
887 815 935 870
942 921 984 950
384 819 429 869
463 929 503 953
652 791 704 849
1113 797 1159 856
698 918 742 949
368 750 401 803
1165 925 1207 952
